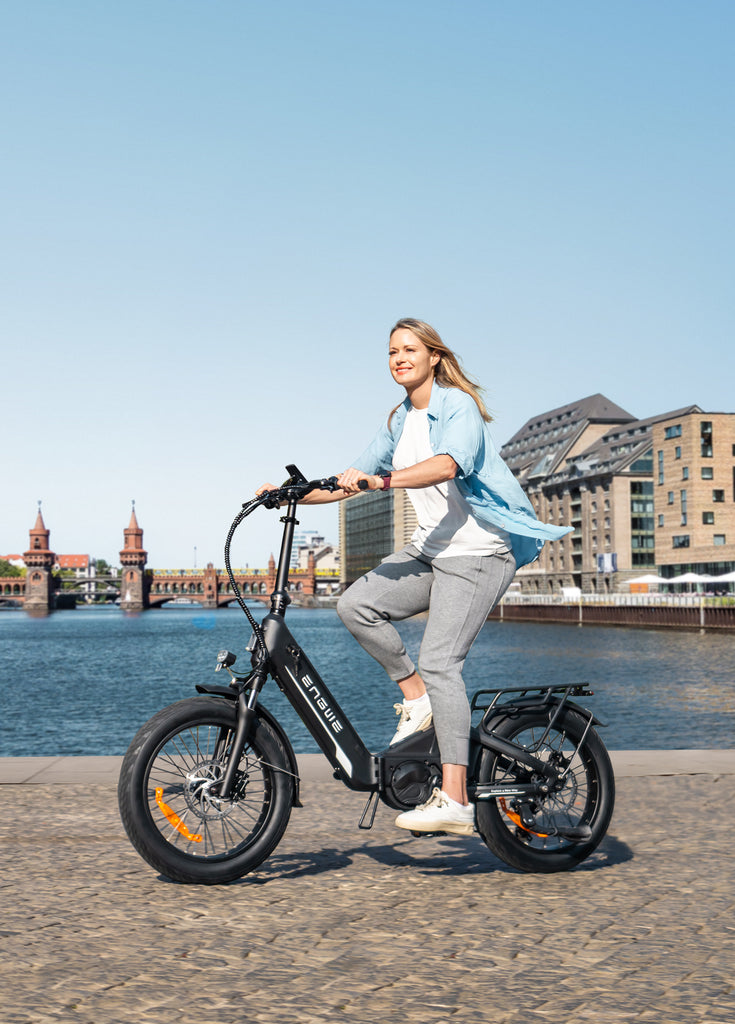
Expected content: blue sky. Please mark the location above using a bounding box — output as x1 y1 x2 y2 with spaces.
2 1 733 568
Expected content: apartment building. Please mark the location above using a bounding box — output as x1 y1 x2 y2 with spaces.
514 406 700 593
653 411 735 579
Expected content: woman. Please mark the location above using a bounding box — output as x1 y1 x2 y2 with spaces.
260 318 570 836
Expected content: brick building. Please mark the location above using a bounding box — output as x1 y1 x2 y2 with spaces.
653 411 735 579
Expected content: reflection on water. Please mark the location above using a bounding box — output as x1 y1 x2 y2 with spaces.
0 606 733 756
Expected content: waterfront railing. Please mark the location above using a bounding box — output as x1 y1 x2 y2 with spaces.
502 593 734 608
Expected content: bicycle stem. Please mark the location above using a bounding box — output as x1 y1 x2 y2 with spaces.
270 494 300 616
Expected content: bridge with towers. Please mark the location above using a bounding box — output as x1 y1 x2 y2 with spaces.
1 508 339 614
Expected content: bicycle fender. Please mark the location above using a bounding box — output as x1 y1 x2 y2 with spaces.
195 685 302 807
477 696 605 744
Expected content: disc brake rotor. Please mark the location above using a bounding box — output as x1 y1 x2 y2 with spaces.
183 760 239 820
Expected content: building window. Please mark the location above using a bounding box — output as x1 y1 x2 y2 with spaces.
672 535 690 548
675 446 681 459
700 421 713 458
714 535 726 546
664 424 682 439
680 489 687 526
658 515 664 527
713 490 725 503
682 467 689 480
701 466 714 480
667 491 674 505
703 511 714 525
630 454 653 473
658 450 664 484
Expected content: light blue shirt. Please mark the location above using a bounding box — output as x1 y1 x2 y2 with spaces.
352 384 571 568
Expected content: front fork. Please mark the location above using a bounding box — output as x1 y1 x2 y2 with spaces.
216 672 265 800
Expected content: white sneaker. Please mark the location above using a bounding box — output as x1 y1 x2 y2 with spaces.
389 693 433 746
395 788 475 836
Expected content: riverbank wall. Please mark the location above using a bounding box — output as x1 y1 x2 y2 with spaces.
491 598 735 630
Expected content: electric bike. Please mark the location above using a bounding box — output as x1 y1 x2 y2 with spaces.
118 466 615 883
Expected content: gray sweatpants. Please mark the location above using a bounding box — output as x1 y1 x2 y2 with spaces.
337 544 517 765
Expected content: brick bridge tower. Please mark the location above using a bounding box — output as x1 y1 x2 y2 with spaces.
23 505 56 614
120 504 149 612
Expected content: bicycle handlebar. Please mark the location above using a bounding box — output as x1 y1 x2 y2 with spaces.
258 475 341 509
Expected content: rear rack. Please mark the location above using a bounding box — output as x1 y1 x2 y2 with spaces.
471 683 594 714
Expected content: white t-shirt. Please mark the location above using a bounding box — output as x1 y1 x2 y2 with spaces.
392 406 511 558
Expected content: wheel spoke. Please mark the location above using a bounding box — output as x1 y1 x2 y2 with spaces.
144 722 274 860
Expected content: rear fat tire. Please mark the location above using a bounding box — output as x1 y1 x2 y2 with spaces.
475 709 615 873
118 697 294 884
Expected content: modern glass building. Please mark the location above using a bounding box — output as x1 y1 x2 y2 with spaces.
339 488 418 585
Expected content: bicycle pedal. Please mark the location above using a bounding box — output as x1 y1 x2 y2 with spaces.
410 830 447 838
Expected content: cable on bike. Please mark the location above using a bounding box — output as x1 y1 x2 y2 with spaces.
224 494 271 656
223 474 340 660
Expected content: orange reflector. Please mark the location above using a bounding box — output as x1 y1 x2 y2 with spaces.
498 797 549 838
155 787 203 843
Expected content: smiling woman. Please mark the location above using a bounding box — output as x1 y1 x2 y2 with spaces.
258 317 572 836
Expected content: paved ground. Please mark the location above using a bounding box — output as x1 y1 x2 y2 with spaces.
2 754 734 1024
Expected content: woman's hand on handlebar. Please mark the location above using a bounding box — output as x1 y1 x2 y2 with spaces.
337 469 381 494
254 482 284 509
255 478 344 506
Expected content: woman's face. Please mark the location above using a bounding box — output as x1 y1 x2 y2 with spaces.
388 328 439 391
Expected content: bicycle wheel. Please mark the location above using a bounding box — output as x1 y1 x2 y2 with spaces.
475 708 614 873
118 697 294 884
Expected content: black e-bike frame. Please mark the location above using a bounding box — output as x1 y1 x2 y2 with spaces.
205 467 601 825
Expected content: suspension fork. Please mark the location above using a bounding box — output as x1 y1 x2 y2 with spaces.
217 670 266 800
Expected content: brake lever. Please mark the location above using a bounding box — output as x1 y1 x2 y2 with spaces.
261 489 286 509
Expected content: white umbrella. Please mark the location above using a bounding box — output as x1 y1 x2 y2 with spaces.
712 570 735 583
629 574 668 585
672 572 710 583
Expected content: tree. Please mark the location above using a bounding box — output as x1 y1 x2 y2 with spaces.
0 559 23 578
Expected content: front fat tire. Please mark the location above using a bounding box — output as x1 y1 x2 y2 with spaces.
118 697 294 884
475 709 615 873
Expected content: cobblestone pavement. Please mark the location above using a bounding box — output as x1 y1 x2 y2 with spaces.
2 772 734 1024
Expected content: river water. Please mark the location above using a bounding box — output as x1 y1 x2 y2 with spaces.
1 605 733 755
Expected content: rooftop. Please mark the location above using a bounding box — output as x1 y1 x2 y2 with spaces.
500 393 637 485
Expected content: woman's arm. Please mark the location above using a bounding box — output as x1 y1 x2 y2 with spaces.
255 452 457 505
338 454 457 494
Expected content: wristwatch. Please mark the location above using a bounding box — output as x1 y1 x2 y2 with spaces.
381 474 392 490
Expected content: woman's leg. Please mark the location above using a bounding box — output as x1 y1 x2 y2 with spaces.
416 549 517 804
336 546 433 683
337 547 435 744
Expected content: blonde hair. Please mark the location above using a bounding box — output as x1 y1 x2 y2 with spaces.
388 318 492 425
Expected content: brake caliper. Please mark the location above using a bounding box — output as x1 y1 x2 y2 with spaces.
498 798 549 838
